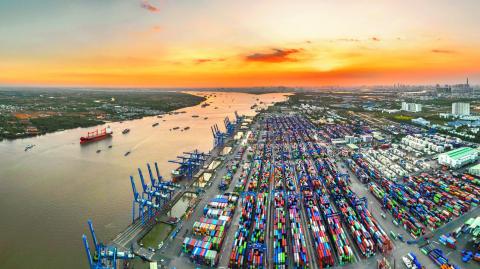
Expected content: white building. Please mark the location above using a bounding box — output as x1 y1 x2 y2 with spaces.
412 117 430 126
469 163 480 176
452 102 470 116
438 147 478 168
401 102 422 112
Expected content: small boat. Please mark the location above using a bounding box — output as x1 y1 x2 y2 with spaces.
173 127 180 130
25 144 35 151
204 117 208 120
184 127 190 130
192 115 199 118
96 150 101 153
201 103 210 108
108 145 112 148
157 115 163 118
214 107 218 109
152 123 159 127
124 151 131 156
122 128 130 134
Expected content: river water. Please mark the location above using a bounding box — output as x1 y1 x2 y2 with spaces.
0 91 288 269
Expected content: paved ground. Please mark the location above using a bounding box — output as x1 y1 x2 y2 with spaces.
165 129 253 269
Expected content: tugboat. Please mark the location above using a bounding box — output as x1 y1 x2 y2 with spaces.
122 128 130 134
152 123 159 127
80 127 112 144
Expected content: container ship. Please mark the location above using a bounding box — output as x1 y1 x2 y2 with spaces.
80 127 112 144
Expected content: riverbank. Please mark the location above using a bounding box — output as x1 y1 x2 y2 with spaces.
0 92 287 269
0 89 205 140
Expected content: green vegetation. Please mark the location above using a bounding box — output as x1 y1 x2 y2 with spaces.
392 114 413 121
30 116 103 133
0 89 205 139
139 222 174 249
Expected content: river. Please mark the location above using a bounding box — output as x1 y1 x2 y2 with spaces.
0 91 288 269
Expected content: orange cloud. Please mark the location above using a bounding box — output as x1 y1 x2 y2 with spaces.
195 58 226 64
245 48 302 63
141 0 159 13
431 49 456 54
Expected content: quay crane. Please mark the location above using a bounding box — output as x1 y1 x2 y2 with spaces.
82 220 134 269
147 163 179 198
211 124 225 148
130 176 160 225
169 150 209 180
137 168 170 206
224 116 235 136
234 111 244 125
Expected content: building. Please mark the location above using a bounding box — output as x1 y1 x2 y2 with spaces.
436 84 452 95
452 102 470 116
411 117 430 126
451 78 472 95
360 134 373 143
438 147 478 168
346 143 359 151
401 102 422 112
344 135 356 144
469 163 480 176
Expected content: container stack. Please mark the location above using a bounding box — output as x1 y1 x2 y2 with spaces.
273 191 287 268
229 194 255 268
421 245 458 269
337 199 375 257
353 151 480 237
303 192 335 267
188 192 239 267
287 195 309 268
247 192 268 268
439 234 457 249
317 194 353 264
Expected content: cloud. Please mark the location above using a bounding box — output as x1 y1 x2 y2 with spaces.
371 37 380 41
141 0 159 13
245 48 302 63
195 58 226 64
431 49 456 54
336 38 360 42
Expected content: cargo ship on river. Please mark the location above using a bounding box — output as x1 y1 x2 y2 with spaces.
80 127 112 144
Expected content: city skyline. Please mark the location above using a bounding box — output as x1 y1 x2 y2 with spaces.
1 0 480 88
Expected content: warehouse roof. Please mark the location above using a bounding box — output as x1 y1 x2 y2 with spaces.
346 143 358 150
470 163 480 170
443 147 477 160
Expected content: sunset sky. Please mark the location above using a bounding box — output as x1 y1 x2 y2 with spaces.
1 0 479 87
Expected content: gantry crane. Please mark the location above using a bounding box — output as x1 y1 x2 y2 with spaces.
211 124 225 148
82 220 134 269
130 176 159 224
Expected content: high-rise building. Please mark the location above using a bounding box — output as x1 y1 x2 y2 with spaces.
452 102 470 116
401 102 422 112
437 78 472 96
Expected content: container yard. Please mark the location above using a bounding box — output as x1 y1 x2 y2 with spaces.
85 109 480 269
